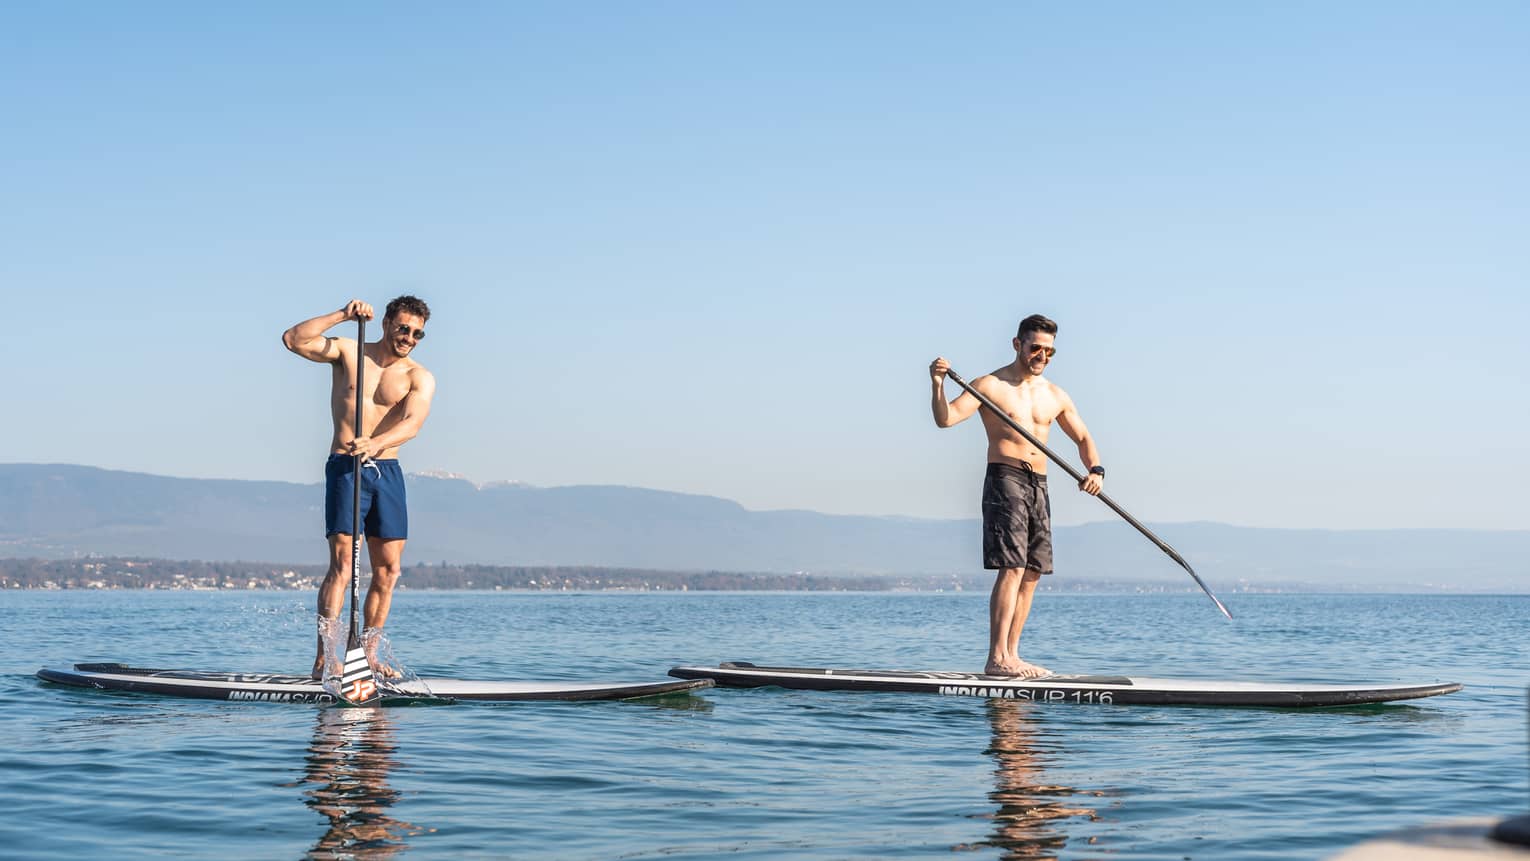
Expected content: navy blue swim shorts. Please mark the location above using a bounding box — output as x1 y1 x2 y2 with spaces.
324 455 408 539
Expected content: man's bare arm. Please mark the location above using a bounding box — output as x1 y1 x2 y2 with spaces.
282 300 373 363
347 369 438 460
929 357 983 428
1055 391 1103 495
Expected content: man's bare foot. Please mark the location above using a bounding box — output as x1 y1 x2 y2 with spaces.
369 660 402 680
311 656 341 681
984 658 1052 678
1013 660 1051 679
361 628 403 680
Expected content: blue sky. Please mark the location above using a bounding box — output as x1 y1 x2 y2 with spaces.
3 3 1525 529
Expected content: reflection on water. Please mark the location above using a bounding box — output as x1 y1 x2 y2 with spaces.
966 699 1107 859
291 708 434 859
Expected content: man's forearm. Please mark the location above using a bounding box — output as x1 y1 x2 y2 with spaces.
368 423 420 453
931 381 952 427
1077 438 1101 470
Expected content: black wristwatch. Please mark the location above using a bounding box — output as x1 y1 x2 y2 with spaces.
1088 466 1105 477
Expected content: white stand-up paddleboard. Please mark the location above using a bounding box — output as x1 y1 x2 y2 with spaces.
39 663 711 704
668 662 1461 708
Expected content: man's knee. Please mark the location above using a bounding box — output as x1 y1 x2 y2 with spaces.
1022 568 1043 583
328 534 356 563
369 565 401 591
318 565 352 588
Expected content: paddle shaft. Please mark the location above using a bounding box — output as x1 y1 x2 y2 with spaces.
349 318 366 647
943 368 1232 620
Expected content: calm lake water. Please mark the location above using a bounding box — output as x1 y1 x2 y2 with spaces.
1 590 1525 859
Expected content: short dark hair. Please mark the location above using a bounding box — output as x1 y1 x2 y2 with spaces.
385 295 430 322
1017 314 1057 340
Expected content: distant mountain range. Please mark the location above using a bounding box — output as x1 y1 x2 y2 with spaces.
2 464 1526 591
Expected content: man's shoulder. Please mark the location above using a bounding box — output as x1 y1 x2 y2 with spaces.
1040 376 1073 404
979 367 1014 386
968 371 1006 397
406 361 436 388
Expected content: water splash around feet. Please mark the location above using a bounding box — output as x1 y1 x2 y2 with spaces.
363 627 433 697
316 615 346 698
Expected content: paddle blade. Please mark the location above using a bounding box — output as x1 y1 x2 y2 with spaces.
338 645 381 705
1166 550 1234 620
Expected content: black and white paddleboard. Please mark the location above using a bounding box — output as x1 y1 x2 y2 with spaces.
38 663 712 705
668 662 1462 708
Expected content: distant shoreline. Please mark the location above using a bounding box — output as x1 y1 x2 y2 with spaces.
3 556 1520 594
5 465 1526 591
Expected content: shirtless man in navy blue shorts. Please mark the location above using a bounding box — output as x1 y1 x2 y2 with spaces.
929 314 1105 679
283 297 437 679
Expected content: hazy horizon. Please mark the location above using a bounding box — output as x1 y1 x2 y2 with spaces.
9 460 1530 534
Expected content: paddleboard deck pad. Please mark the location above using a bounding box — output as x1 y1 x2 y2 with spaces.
39 663 712 704
668 662 1461 708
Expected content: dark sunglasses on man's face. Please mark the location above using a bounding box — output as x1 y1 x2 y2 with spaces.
394 323 426 341
1026 343 1056 359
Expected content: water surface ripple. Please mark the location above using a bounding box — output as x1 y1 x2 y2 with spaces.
1 591 1524 859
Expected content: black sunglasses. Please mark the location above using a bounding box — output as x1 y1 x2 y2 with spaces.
1026 343 1056 359
394 323 426 341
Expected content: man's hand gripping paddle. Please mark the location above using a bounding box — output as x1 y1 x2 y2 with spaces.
943 367 1232 620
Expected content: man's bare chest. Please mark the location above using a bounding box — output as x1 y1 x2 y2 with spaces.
366 365 414 409
985 383 1061 426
